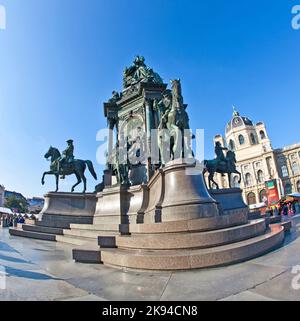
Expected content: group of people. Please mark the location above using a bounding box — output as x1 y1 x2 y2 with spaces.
266 200 300 217
0 214 35 228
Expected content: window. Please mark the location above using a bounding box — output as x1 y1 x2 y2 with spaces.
297 181 300 193
292 162 300 175
250 133 256 145
285 183 292 195
245 173 252 187
259 189 268 203
260 130 266 140
281 165 289 178
232 176 240 188
239 135 245 145
229 140 235 151
257 170 265 184
247 192 257 205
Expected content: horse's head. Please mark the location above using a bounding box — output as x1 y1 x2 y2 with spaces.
44 146 60 161
227 150 237 164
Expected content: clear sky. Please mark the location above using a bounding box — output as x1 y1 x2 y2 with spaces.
0 0 299 197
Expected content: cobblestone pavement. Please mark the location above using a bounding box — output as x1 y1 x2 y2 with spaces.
1 215 300 301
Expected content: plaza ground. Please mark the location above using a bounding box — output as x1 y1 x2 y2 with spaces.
1 216 300 301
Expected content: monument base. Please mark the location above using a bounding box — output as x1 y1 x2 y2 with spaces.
9 192 97 241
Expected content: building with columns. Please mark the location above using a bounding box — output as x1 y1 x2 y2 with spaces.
211 109 300 206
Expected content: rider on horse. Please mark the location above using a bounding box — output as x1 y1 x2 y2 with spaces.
215 142 229 176
58 139 75 179
215 142 228 165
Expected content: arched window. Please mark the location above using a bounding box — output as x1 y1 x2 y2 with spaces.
250 133 256 145
247 192 257 205
281 165 289 178
245 173 252 187
259 189 268 203
260 130 266 140
297 181 300 193
229 140 235 151
239 135 245 145
285 183 292 195
292 162 300 175
257 170 265 184
232 176 240 188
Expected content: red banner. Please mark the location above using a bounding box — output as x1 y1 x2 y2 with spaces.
265 180 280 205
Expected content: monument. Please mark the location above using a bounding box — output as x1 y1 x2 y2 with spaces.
10 56 285 270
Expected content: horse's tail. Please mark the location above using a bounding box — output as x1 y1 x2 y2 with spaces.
85 160 97 180
202 160 208 174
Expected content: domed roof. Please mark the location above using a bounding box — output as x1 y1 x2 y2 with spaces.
226 108 253 133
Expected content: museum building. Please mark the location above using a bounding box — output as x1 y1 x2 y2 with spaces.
211 109 300 206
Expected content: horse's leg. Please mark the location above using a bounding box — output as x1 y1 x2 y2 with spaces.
55 174 59 192
208 173 213 189
41 171 53 185
210 172 219 189
228 173 232 189
238 171 242 184
79 164 87 194
71 172 81 193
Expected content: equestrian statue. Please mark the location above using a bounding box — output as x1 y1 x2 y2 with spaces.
203 142 242 189
156 79 194 166
41 140 97 193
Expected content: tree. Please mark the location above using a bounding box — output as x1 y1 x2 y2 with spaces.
4 195 28 213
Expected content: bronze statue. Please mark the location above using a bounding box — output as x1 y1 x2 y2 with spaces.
123 56 163 88
41 142 97 193
57 139 75 179
157 79 194 165
203 146 242 189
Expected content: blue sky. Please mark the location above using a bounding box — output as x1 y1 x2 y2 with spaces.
0 0 299 197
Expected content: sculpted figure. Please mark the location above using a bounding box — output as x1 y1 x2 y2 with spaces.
41 140 97 193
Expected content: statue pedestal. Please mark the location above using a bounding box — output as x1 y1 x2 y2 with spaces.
39 192 97 228
143 159 219 223
209 188 248 216
93 185 147 225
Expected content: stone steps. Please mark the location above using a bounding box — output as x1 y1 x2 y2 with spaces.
36 220 71 229
62 229 119 239
56 234 97 246
73 244 101 263
69 223 121 232
115 219 266 250
9 228 57 242
126 211 248 235
22 224 64 235
99 225 284 271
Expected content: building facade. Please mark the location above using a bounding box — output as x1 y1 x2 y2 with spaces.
0 185 5 207
211 109 300 206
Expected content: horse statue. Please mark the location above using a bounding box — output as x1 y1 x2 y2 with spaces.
157 79 194 166
41 146 97 193
203 150 242 189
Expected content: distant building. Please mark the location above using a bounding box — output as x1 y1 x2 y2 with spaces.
211 109 300 206
27 197 45 214
4 190 27 201
0 185 5 207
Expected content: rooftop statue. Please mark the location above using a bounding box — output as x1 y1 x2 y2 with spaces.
41 140 97 193
203 142 242 189
123 56 163 88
